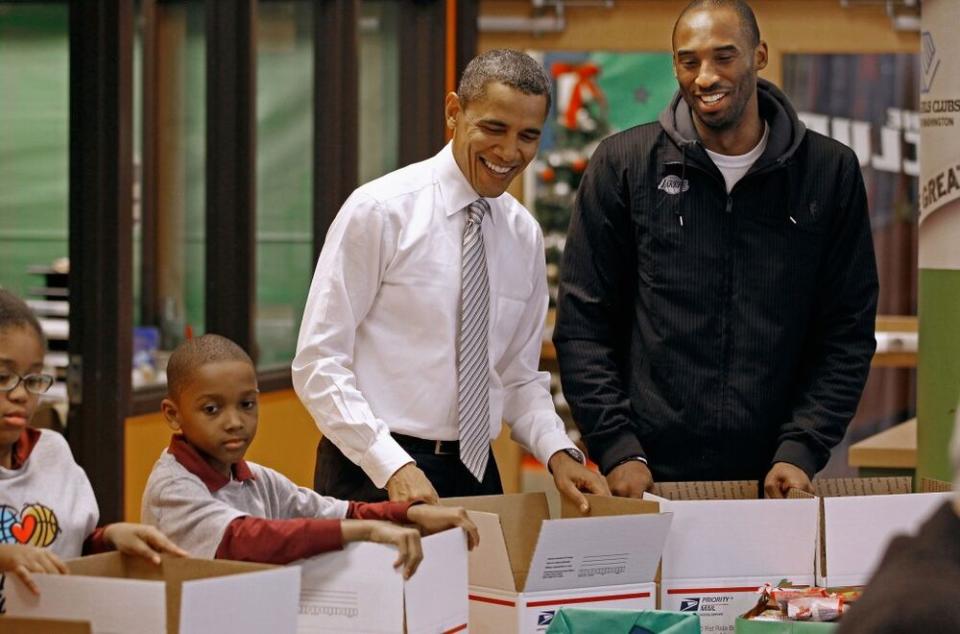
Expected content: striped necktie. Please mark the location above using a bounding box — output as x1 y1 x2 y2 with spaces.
458 198 491 482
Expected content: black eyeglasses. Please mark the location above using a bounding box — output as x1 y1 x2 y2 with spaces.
0 371 55 395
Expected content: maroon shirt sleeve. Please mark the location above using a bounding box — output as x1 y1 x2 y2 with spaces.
346 500 414 523
82 526 111 555
215 516 345 564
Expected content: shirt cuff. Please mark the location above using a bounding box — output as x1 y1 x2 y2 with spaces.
82 526 111 555
772 439 819 479
346 500 415 523
532 432 580 471
359 432 415 489
595 431 647 476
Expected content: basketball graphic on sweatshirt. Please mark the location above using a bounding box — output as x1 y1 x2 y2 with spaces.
0 503 61 547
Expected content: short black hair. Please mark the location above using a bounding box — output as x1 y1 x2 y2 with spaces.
673 0 761 50
0 289 45 348
166 333 254 400
458 49 552 114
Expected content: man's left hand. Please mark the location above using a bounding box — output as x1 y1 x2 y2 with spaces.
763 462 814 498
548 450 611 513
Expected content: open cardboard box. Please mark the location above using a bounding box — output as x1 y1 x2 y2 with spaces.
442 492 671 634
808 477 952 588
3 552 300 633
295 526 468 634
643 481 820 634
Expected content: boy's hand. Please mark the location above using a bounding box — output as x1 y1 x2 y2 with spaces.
406 504 479 550
344 520 424 579
102 523 190 564
0 543 68 595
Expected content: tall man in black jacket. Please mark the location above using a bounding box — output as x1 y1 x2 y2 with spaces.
554 0 878 498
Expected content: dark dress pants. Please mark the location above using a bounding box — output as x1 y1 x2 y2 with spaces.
313 436 503 501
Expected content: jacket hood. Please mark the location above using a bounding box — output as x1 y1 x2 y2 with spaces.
658 78 806 166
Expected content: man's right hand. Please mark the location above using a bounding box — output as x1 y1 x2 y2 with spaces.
606 460 654 498
386 462 439 504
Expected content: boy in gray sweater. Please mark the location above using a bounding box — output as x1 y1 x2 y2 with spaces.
141 334 477 578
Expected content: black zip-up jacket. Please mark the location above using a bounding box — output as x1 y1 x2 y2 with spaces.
554 79 879 482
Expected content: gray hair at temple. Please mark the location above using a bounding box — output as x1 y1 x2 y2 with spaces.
457 49 552 115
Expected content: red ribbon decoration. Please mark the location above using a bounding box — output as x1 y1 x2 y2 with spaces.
551 62 606 130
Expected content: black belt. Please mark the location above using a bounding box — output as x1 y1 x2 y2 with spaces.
392 432 460 456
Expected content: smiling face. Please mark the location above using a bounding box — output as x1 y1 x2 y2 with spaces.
161 360 259 477
446 81 547 199
0 325 45 467
673 6 767 146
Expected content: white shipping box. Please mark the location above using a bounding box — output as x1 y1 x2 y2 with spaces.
3 552 300 634
296 527 469 634
813 477 953 588
444 493 672 634
645 481 819 634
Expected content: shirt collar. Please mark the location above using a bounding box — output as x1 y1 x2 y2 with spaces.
434 142 498 226
167 434 255 493
11 427 41 470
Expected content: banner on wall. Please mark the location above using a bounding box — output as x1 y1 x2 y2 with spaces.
782 53 920 314
918 0 960 270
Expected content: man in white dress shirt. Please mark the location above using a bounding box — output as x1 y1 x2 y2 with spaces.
293 49 609 509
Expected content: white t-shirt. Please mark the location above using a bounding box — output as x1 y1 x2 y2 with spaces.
705 123 770 193
0 429 99 560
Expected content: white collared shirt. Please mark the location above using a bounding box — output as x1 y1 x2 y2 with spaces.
292 143 575 488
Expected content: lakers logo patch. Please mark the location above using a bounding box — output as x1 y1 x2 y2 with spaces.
658 174 690 195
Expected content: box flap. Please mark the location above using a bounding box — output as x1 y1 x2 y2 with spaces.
161 554 280 632
404 529 470 634
444 492 549 591
0 617 91 634
179 566 299 634
461 509 521 591
820 491 951 586
66 551 139 578
814 477 912 497
652 480 759 499
4 571 166 633
659 498 818 580
560 493 661 518
297 540 405 631
523 511 673 592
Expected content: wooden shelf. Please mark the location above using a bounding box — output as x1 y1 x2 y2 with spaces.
848 418 917 469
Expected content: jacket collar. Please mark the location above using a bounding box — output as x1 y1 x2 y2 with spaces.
657 78 806 170
167 434 255 493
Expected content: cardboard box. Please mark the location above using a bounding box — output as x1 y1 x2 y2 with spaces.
644 481 820 634
812 477 952 588
734 617 836 634
443 492 672 634
296 527 468 634
3 552 300 634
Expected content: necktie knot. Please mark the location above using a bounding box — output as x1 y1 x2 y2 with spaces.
467 199 489 226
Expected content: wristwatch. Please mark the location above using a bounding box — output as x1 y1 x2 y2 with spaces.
562 447 585 464
606 455 648 475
